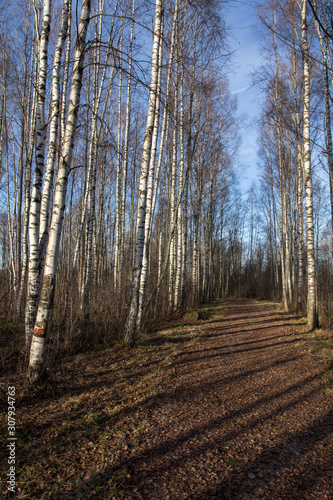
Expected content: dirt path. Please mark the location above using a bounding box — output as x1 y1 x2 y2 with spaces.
114 300 333 499
2 299 333 499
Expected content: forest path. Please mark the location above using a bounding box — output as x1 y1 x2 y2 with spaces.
115 299 333 499
4 300 333 499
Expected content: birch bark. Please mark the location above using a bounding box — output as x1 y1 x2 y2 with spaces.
39 0 70 262
174 48 185 310
123 0 164 344
27 0 91 383
81 0 106 321
114 4 125 293
119 0 136 292
168 50 179 312
136 10 164 329
314 16 333 258
65 0 119 304
25 0 52 350
273 19 288 311
291 17 304 311
300 0 318 329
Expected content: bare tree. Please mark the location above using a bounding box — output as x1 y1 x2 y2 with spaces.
28 0 91 383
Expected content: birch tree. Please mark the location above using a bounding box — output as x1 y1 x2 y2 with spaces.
299 0 318 329
25 0 52 350
123 0 164 344
27 0 91 383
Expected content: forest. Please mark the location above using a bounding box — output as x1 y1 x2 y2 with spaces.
1 0 333 385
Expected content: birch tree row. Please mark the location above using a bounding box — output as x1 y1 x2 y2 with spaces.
254 0 333 327
0 0 241 382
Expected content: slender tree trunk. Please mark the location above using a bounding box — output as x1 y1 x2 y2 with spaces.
168 52 179 312
66 3 119 308
273 18 288 311
25 0 52 351
175 47 185 310
315 17 333 258
81 0 106 322
27 0 91 383
114 5 125 294
61 0 72 143
39 0 70 263
136 12 164 329
119 0 136 295
301 0 318 329
123 0 164 344
291 17 305 312
297 144 304 310
17 78 37 316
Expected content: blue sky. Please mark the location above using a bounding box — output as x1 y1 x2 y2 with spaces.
224 0 264 193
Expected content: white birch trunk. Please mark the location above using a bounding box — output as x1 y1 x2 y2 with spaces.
301 0 318 329
149 1 178 233
25 0 52 350
119 0 136 290
284 178 292 303
114 6 125 293
17 78 37 315
168 74 179 312
297 145 304 309
39 0 70 260
123 0 164 344
136 12 163 329
81 0 106 321
60 0 71 144
6 149 17 297
174 52 185 310
154 230 163 315
94 152 106 287
27 0 91 383
273 19 288 311
66 3 119 297
291 18 304 311
143 159 191 316
315 18 333 258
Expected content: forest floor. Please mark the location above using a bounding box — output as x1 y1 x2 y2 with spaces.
1 299 333 499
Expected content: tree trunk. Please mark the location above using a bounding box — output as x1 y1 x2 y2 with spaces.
123 0 164 344
25 0 52 352
27 0 91 383
301 0 318 329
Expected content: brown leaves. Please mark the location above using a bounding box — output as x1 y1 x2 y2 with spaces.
1 300 333 499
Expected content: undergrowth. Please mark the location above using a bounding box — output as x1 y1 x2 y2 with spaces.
0 301 228 499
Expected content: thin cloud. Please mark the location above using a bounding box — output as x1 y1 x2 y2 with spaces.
231 85 250 95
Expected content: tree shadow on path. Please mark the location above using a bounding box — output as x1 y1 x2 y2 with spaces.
61 300 333 500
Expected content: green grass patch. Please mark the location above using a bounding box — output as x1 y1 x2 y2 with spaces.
225 457 242 468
